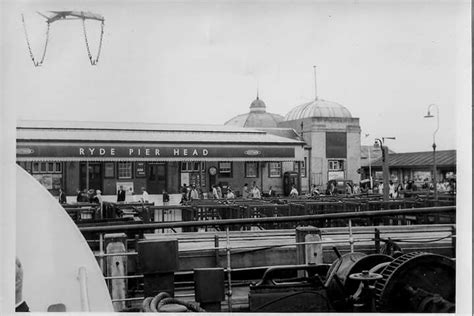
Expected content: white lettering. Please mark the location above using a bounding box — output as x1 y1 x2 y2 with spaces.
89 148 95 155
146 148 150 156
129 149 134 155
183 149 188 156
203 149 209 156
79 148 85 155
99 148 106 155
155 149 160 156
174 149 180 156
111 148 115 156
192 149 198 156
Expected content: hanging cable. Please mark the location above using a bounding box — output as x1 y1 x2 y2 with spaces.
21 14 51 67
82 14 105 66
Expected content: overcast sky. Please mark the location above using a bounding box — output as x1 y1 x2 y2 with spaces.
2 0 471 153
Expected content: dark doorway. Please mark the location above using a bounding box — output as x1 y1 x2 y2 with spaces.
80 162 103 191
147 163 167 194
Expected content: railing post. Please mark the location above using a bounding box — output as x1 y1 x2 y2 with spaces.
225 226 232 312
99 233 104 273
105 233 128 312
214 234 220 267
348 219 354 253
374 228 381 254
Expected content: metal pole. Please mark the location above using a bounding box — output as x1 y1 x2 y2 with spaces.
348 219 354 253
225 226 232 312
433 143 438 201
99 233 104 273
86 161 89 190
382 146 389 201
368 148 373 190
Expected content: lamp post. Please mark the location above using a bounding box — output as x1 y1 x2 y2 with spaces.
364 134 373 190
424 104 439 201
374 137 395 201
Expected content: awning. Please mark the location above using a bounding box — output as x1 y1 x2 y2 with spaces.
16 142 304 162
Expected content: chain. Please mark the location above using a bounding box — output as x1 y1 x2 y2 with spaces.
82 16 105 66
21 14 50 67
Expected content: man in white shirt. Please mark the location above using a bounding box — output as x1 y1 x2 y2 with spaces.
140 187 150 203
289 185 299 198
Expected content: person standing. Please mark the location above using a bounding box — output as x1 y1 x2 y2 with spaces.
212 185 219 199
251 183 261 199
117 185 126 202
268 186 276 197
289 185 298 198
189 185 200 200
140 187 150 203
59 188 67 204
227 188 235 199
162 190 170 206
242 183 249 199
216 185 223 199
388 180 396 198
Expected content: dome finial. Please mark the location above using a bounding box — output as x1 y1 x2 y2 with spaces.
313 65 318 101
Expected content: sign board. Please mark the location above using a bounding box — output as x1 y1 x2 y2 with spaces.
17 144 295 159
135 162 146 177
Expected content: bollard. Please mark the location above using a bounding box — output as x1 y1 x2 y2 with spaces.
194 268 225 312
296 226 323 278
137 239 179 297
105 233 127 312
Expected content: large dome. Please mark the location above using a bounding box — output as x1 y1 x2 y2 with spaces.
225 97 284 128
285 99 352 121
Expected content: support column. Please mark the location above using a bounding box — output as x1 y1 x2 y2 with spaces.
105 233 128 312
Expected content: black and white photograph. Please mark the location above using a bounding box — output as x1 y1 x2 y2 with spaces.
0 0 471 314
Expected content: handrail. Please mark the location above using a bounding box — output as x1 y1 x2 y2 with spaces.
77 267 91 312
79 206 455 233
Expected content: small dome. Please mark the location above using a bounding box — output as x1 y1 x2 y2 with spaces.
285 99 352 121
249 97 266 113
225 97 284 128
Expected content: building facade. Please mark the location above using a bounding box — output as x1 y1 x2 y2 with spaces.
16 120 305 198
226 96 361 191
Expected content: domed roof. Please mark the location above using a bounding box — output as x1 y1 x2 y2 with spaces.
285 98 352 121
225 97 284 128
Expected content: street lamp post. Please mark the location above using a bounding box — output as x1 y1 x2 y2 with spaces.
424 104 439 201
364 134 373 190
374 137 395 201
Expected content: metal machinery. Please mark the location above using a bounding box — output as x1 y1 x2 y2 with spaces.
248 249 455 313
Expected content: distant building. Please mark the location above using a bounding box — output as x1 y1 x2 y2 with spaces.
226 94 361 193
362 150 456 185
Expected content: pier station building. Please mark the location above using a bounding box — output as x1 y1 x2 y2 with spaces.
16 120 305 200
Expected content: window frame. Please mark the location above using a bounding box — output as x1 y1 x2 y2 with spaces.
218 162 233 177
117 162 133 179
268 162 282 178
245 162 259 178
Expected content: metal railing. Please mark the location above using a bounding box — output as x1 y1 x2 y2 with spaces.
85 206 455 310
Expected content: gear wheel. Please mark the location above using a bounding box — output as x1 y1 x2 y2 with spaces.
374 252 455 313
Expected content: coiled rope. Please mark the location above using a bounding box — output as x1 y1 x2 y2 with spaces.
142 292 206 313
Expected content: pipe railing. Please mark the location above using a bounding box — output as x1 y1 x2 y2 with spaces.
80 206 455 233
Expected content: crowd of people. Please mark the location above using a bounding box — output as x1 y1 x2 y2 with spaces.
62 177 456 206
179 181 278 204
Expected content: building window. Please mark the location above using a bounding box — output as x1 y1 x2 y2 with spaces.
293 159 307 178
218 162 232 177
328 160 344 171
268 162 282 178
245 162 259 178
118 162 133 179
181 162 204 172
30 162 62 174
